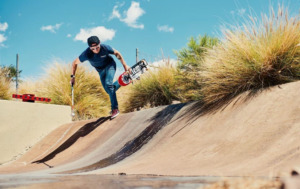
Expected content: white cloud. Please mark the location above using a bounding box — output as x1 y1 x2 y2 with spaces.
149 59 177 70
74 26 116 43
157 25 174 33
231 8 246 16
0 22 8 32
0 34 7 46
110 5 122 20
110 1 145 29
238 8 246 16
41 23 62 33
67 34 72 38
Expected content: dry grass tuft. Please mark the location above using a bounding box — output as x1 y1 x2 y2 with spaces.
200 5 300 106
20 63 110 120
122 60 179 112
0 67 12 100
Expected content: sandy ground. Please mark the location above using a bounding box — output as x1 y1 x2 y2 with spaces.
0 81 299 188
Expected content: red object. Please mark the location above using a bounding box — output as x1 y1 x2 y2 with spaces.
118 73 132 86
12 94 51 103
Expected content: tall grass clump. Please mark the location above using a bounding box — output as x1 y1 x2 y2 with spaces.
0 67 12 100
200 5 300 106
175 35 219 101
19 79 38 95
37 63 110 120
123 60 179 112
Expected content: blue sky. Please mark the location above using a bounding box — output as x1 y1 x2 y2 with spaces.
0 0 299 79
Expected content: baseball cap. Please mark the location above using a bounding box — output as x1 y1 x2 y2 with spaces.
87 36 100 47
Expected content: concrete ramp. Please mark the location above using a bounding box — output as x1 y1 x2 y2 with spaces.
0 100 70 165
0 105 185 174
0 81 299 178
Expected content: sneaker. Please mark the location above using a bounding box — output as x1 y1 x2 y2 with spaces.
111 109 120 119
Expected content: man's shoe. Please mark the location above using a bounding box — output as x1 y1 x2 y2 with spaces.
111 109 120 119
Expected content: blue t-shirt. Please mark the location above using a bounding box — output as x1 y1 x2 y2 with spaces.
79 44 115 70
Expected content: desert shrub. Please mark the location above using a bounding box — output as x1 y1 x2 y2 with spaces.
200 5 300 106
24 63 110 120
0 67 12 100
123 60 179 112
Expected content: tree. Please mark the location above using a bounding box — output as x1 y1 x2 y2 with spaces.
175 34 219 70
1 64 22 82
174 35 219 101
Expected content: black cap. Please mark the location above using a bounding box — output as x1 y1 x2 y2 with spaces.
87 36 100 47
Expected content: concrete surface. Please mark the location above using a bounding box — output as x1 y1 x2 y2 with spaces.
0 100 71 164
0 81 299 188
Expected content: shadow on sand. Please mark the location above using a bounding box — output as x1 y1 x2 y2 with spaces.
183 86 279 122
64 103 186 173
32 117 110 166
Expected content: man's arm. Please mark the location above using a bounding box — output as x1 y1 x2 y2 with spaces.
72 57 81 75
114 50 130 72
71 57 81 85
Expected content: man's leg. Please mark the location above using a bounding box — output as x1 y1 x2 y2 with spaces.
113 80 121 91
98 69 109 94
104 62 118 111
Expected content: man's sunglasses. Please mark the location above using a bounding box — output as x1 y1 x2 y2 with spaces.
90 44 100 51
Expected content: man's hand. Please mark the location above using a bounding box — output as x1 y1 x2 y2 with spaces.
124 65 131 73
71 77 75 86
71 58 80 86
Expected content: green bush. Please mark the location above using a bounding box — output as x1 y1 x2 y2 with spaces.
175 35 219 101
